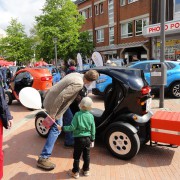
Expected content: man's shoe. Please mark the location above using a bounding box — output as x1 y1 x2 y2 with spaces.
81 169 90 176
68 169 79 179
37 157 56 170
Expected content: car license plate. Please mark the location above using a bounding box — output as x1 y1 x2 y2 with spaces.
146 98 152 111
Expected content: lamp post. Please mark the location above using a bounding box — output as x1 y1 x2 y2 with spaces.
53 37 58 68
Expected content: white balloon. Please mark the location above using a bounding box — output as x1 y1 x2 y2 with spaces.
19 87 42 109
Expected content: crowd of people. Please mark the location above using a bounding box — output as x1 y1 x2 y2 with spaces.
0 56 99 179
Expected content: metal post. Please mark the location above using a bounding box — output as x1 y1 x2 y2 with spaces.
159 0 166 108
53 38 58 68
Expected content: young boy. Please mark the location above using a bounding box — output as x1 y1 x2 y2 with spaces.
59 97 95 179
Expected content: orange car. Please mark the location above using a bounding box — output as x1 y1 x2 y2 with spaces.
5 67 52 105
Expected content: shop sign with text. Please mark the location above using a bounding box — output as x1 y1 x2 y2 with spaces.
143 19 180 37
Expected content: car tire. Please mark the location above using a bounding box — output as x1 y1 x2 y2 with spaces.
5 91 13 105
105 125 140 160
170 82 180 98
35 114 49 138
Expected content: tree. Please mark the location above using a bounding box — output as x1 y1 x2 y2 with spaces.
0 18 33 64
35 0 84 61
77 31 94 59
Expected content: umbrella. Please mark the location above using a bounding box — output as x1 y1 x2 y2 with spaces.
0 60 14 66
34 60 48 67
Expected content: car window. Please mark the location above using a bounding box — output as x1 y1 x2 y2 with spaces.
165 62 176 70
15 72 25 81
133 63 150 73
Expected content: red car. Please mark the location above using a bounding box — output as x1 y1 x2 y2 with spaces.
5 67 52 105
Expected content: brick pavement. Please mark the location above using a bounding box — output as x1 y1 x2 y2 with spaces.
2 96 180 180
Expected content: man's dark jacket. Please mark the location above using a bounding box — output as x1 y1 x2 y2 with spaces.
0 72 13 129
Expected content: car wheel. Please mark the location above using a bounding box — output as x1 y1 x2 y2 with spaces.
35 114 49 138
105 126 140 160
170 82 180 98
5 91 13 105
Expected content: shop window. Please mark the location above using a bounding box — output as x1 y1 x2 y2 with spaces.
96 29 104 43
121 22 133 38
99 3 104 14
95 5 99 15
120 0 126 6
135 18 149 36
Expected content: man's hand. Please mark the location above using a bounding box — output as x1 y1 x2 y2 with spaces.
8 120 13 129
57 125 62 131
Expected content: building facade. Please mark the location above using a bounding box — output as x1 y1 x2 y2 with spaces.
75 0 151 62
146 0 180 61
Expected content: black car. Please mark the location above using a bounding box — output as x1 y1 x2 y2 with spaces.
35 66 153 160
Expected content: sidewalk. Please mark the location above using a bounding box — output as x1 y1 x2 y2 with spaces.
2 97 180 180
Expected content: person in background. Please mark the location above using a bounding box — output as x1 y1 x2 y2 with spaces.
37 69 99 170
66 60 77 74
132 55 140 62
59 97 95 179
0 71 13 179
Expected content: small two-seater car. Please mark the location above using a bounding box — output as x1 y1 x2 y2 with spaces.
35 66 153 160
5 67 52 105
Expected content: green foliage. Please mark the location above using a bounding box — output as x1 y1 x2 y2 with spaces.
35 0 84 61
0 18 33 64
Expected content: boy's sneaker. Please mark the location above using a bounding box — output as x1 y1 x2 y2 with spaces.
68 170 79 179
37 157 56 170
81 169 90 176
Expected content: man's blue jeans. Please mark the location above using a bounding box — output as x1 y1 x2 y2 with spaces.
40 108 74 158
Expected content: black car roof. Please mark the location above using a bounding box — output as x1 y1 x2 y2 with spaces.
90 66 147 90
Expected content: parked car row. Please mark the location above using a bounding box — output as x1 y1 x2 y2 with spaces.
92 60 180 99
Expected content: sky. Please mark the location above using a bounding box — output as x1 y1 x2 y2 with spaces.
0 0 46 35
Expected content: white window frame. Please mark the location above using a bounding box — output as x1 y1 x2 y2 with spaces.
99 3 104 14
128 0 138 4
96 29 104 43
95 4 99 15
109 27 114 45
135 18 149 36
120 0 126 6
121 22 133 38
89 7 92 18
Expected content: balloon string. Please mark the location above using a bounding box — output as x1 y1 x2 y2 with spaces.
42 110 59 126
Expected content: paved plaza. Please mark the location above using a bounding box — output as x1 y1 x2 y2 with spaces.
2 95 180 180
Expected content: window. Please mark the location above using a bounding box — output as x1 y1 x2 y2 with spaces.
82 10 87 19
95 5 99 15
89 7 92 18
121 22 133 38
175 0 180 13
128 0 138 4
133 63 150 73
135 18 149 36
99 3 104 14
109 27 114 44
120 0 126 6
96 29 104 43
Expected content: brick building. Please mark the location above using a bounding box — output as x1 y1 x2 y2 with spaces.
144 0 180 61
75 0 151 63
